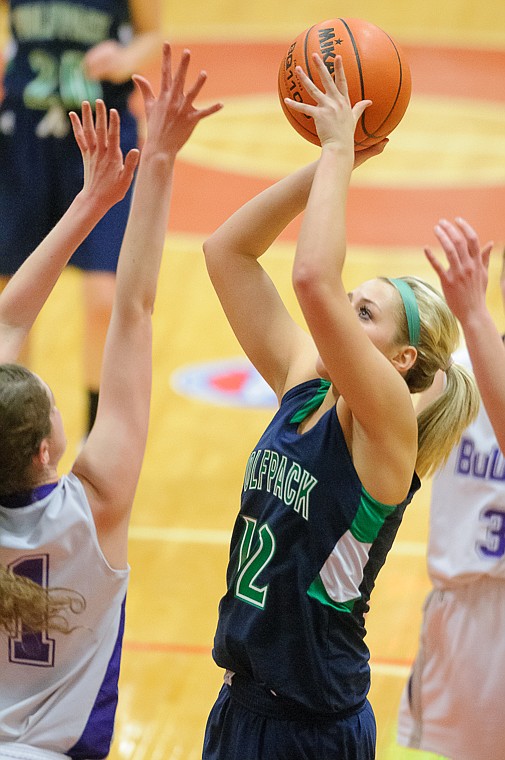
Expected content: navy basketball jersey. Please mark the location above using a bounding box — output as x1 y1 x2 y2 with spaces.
213 379 420 714
4 0 133 112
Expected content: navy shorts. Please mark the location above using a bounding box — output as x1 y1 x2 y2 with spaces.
203 676 376 760
0 97 137 275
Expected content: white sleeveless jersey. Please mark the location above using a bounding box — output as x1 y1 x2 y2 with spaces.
428 346 505 587
0 473 129 759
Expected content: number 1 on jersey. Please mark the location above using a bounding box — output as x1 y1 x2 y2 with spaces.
8 555 55 667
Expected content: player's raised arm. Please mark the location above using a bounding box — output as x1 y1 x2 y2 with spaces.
0 105 138 364
73 44 222 567
426 217 505 451
202 123 386 401
286 54 417 501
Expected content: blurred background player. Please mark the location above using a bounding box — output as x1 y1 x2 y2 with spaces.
0 0 162 435
397 220 505 760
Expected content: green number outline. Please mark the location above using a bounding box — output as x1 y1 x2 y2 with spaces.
235 516 276 609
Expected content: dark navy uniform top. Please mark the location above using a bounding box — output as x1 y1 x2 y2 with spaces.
213 379 420 715
4 0 133 112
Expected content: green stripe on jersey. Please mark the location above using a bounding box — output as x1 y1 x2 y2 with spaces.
289 379 331 424
351 487 398 544
307 574 357 613
307 489 399 611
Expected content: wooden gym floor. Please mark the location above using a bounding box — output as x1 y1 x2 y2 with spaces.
13 1 505 758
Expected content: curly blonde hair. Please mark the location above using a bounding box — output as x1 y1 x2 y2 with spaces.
0 565 85 636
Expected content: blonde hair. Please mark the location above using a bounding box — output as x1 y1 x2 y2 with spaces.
383 276 480 479
0 565 85 636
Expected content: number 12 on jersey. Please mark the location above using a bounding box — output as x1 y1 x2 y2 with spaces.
234 516 276 609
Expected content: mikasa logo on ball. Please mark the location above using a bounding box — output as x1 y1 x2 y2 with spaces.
317 27 342 75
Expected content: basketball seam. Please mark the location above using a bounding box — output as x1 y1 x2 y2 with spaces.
340 18 366 101
357 32 405 143
343 20 405 144
381 34 405 126
341 18 383 146
304 24 316 83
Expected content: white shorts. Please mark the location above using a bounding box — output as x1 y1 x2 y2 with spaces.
0 746 68 760
397 578 505 760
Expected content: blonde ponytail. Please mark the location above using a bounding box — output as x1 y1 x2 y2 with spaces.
383 276 479 478
416 362 479 478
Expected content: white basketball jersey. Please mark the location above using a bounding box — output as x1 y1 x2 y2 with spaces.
428 346 505 586
0 473 129 758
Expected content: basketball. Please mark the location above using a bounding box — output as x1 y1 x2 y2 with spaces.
278 18 412 149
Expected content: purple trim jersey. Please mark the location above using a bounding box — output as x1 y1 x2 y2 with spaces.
0 473 129 759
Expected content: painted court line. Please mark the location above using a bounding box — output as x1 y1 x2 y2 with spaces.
129 526 232 545
129 525 426 556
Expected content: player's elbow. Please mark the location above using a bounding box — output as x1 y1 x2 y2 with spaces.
203 235 231 276
293 264 339 319
292 261 324 299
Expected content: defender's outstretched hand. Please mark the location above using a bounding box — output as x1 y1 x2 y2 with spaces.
0 101 139 365
425 217 493 326
72 44 223 572
69 100 140 212
426 217 505 451
132 43 223 155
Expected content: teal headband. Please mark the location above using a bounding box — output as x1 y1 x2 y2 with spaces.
388 278 421 347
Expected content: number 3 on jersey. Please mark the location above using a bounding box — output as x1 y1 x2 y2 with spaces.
235 516 276 609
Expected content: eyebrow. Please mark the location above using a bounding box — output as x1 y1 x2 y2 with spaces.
348 292 382 311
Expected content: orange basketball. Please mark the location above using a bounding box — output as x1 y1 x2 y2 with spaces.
278 18 412 149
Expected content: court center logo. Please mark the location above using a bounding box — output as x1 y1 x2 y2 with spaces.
170 358 277 408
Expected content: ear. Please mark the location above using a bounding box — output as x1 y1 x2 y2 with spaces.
391 345 417 375
33 438 51 468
